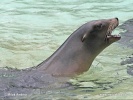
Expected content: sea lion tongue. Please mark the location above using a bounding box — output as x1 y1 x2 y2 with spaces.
37 18 120 77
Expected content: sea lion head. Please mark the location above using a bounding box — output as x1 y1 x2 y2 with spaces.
81 18 120 54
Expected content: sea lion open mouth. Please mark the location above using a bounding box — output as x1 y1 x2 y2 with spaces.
105 18 121 42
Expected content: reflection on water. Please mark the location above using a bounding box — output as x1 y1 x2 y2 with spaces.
0 0 133 99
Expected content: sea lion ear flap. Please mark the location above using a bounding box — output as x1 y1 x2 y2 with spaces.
81 33 87 42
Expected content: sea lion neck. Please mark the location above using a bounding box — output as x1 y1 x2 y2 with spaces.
37 26 96 76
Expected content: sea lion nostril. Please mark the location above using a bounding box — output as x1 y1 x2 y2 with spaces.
115 17 119 21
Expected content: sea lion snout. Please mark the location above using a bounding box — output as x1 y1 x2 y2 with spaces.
109 18 119 28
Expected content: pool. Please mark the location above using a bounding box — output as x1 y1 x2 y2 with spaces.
0 0 133 99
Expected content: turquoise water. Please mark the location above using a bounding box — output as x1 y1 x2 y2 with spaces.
0 0 133 99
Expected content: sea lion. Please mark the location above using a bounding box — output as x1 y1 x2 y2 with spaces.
37 18 121 76
0 18 121 99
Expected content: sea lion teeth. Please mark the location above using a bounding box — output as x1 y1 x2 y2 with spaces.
114 35 121 37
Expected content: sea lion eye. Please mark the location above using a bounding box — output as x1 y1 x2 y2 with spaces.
94 23 103 30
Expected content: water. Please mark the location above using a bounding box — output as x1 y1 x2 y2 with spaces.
0 0 133 99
